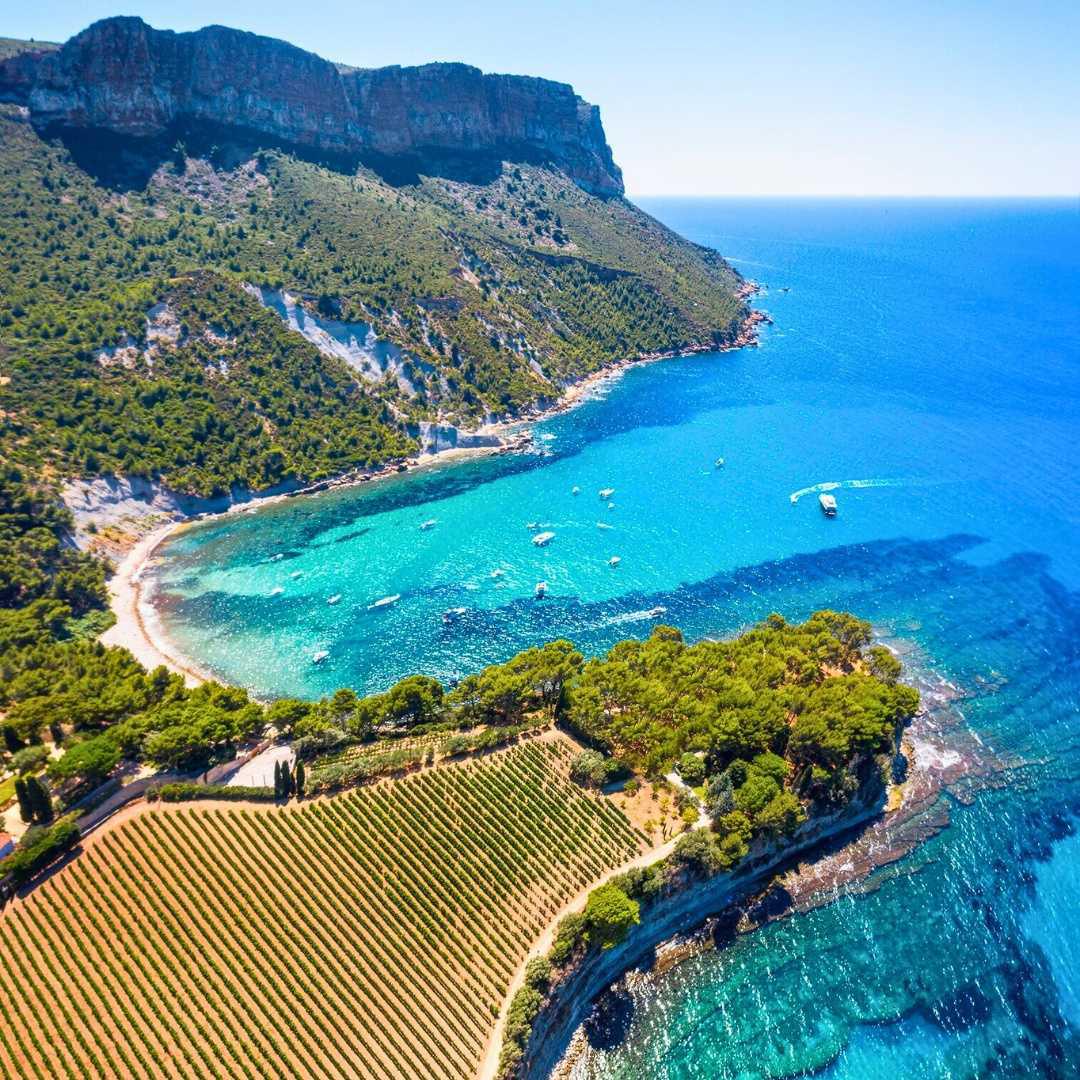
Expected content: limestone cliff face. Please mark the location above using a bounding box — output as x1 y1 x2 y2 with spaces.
0 16 623 196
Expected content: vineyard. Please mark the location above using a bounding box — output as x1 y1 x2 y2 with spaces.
0 736 646 1079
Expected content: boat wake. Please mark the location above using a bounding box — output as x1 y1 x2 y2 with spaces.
788 477 915 505
604 606 668 626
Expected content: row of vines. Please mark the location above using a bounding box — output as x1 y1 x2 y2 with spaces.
0 737 645 1079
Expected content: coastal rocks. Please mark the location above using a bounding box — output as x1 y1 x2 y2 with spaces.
411 421 504 455
518 777 889 1080
0 17 624 196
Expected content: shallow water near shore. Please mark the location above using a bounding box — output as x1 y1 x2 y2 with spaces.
149 198 1080 1077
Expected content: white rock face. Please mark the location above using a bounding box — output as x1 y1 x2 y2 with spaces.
250 285 420 396
412 421 503 455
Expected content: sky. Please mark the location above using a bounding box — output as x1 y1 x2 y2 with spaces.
5 1 1078 197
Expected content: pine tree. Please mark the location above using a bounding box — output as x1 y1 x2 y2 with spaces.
14 777 33 824
294 760 305 798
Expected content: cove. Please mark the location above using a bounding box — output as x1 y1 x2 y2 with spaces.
148 198 1080 1077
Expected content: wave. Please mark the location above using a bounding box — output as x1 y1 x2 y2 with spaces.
788 477 917 505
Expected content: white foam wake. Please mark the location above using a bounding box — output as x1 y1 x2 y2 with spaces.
789 477 914 505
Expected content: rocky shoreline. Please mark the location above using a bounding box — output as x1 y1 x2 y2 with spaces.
540 655 1003 1080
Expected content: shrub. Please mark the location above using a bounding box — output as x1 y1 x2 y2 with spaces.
10 744 48 774
0 814 80 883
676 752 705 787
548 912 587 966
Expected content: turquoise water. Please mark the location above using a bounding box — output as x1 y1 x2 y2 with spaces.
150 198 1080 1077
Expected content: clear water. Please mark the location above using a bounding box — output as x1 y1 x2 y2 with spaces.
150 197 1080 1077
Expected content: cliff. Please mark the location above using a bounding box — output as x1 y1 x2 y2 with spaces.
511 761 890 1080
0 16 623 196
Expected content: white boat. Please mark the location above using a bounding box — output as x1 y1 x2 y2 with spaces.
571 486 581 495
715 457 725 468
443 606 468 623
369 594 401 609
647 606 667 618
270 553 285 561
599 488 615 498
490 568 506 578
420 519 437 530
607 502 616 509
819 493 838 517
609 556 621 567
269 586 285 596
596 521 613 530
312 650 329 664
327 594 342 605
532 531 556 547
535 581 548 598
290 571 303 579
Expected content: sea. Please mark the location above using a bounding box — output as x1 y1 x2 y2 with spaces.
147 197 1080 1078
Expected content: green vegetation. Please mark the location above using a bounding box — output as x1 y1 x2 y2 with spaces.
0 739 643 1079
146 781 275 802
583 882 641 949
0 814 79 883
0 103 745 496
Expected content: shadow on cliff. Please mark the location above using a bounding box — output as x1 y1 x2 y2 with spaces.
50 121 572 193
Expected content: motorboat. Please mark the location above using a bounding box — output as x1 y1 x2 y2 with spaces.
369 594 401 609
609 556 621 567
327 594 342 605
819 493 838 517
715 457 725 468
269 586 284 596
532 531 555 547
420 519 437 530
599 488 615 498
312 650 329 664
647 606 667 618
535 581 548 598
572 486 581 495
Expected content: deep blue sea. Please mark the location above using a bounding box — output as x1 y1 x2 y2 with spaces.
149 197 1080 1078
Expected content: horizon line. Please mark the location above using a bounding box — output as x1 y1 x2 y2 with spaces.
627 192 1079 200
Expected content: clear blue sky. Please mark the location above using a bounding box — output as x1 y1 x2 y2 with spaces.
5 0 1078 196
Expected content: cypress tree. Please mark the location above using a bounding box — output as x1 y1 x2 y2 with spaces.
273 760 283 800
283 765 294 798
295 760 305 798
25 776 52 823
14 777 33 824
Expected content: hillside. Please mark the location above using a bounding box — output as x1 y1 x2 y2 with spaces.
0 18 748 499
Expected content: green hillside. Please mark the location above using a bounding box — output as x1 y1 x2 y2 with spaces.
0 96 745 496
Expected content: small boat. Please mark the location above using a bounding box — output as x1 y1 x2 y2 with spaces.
647 606 667 618
715 457 725 468
532 531 555 547
327 594 342 605
420 519 437 531
609 556 621 567
269 586 285 597
535 581 548 598
270 553 285 562
443 606 468 623
571 486 581 495
819 494 838 517
599 488 615 499
289 571 303 579
490 568 506 578
596 521 613 530
369 594 401 609
312 650 329 664
607 502 616 510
